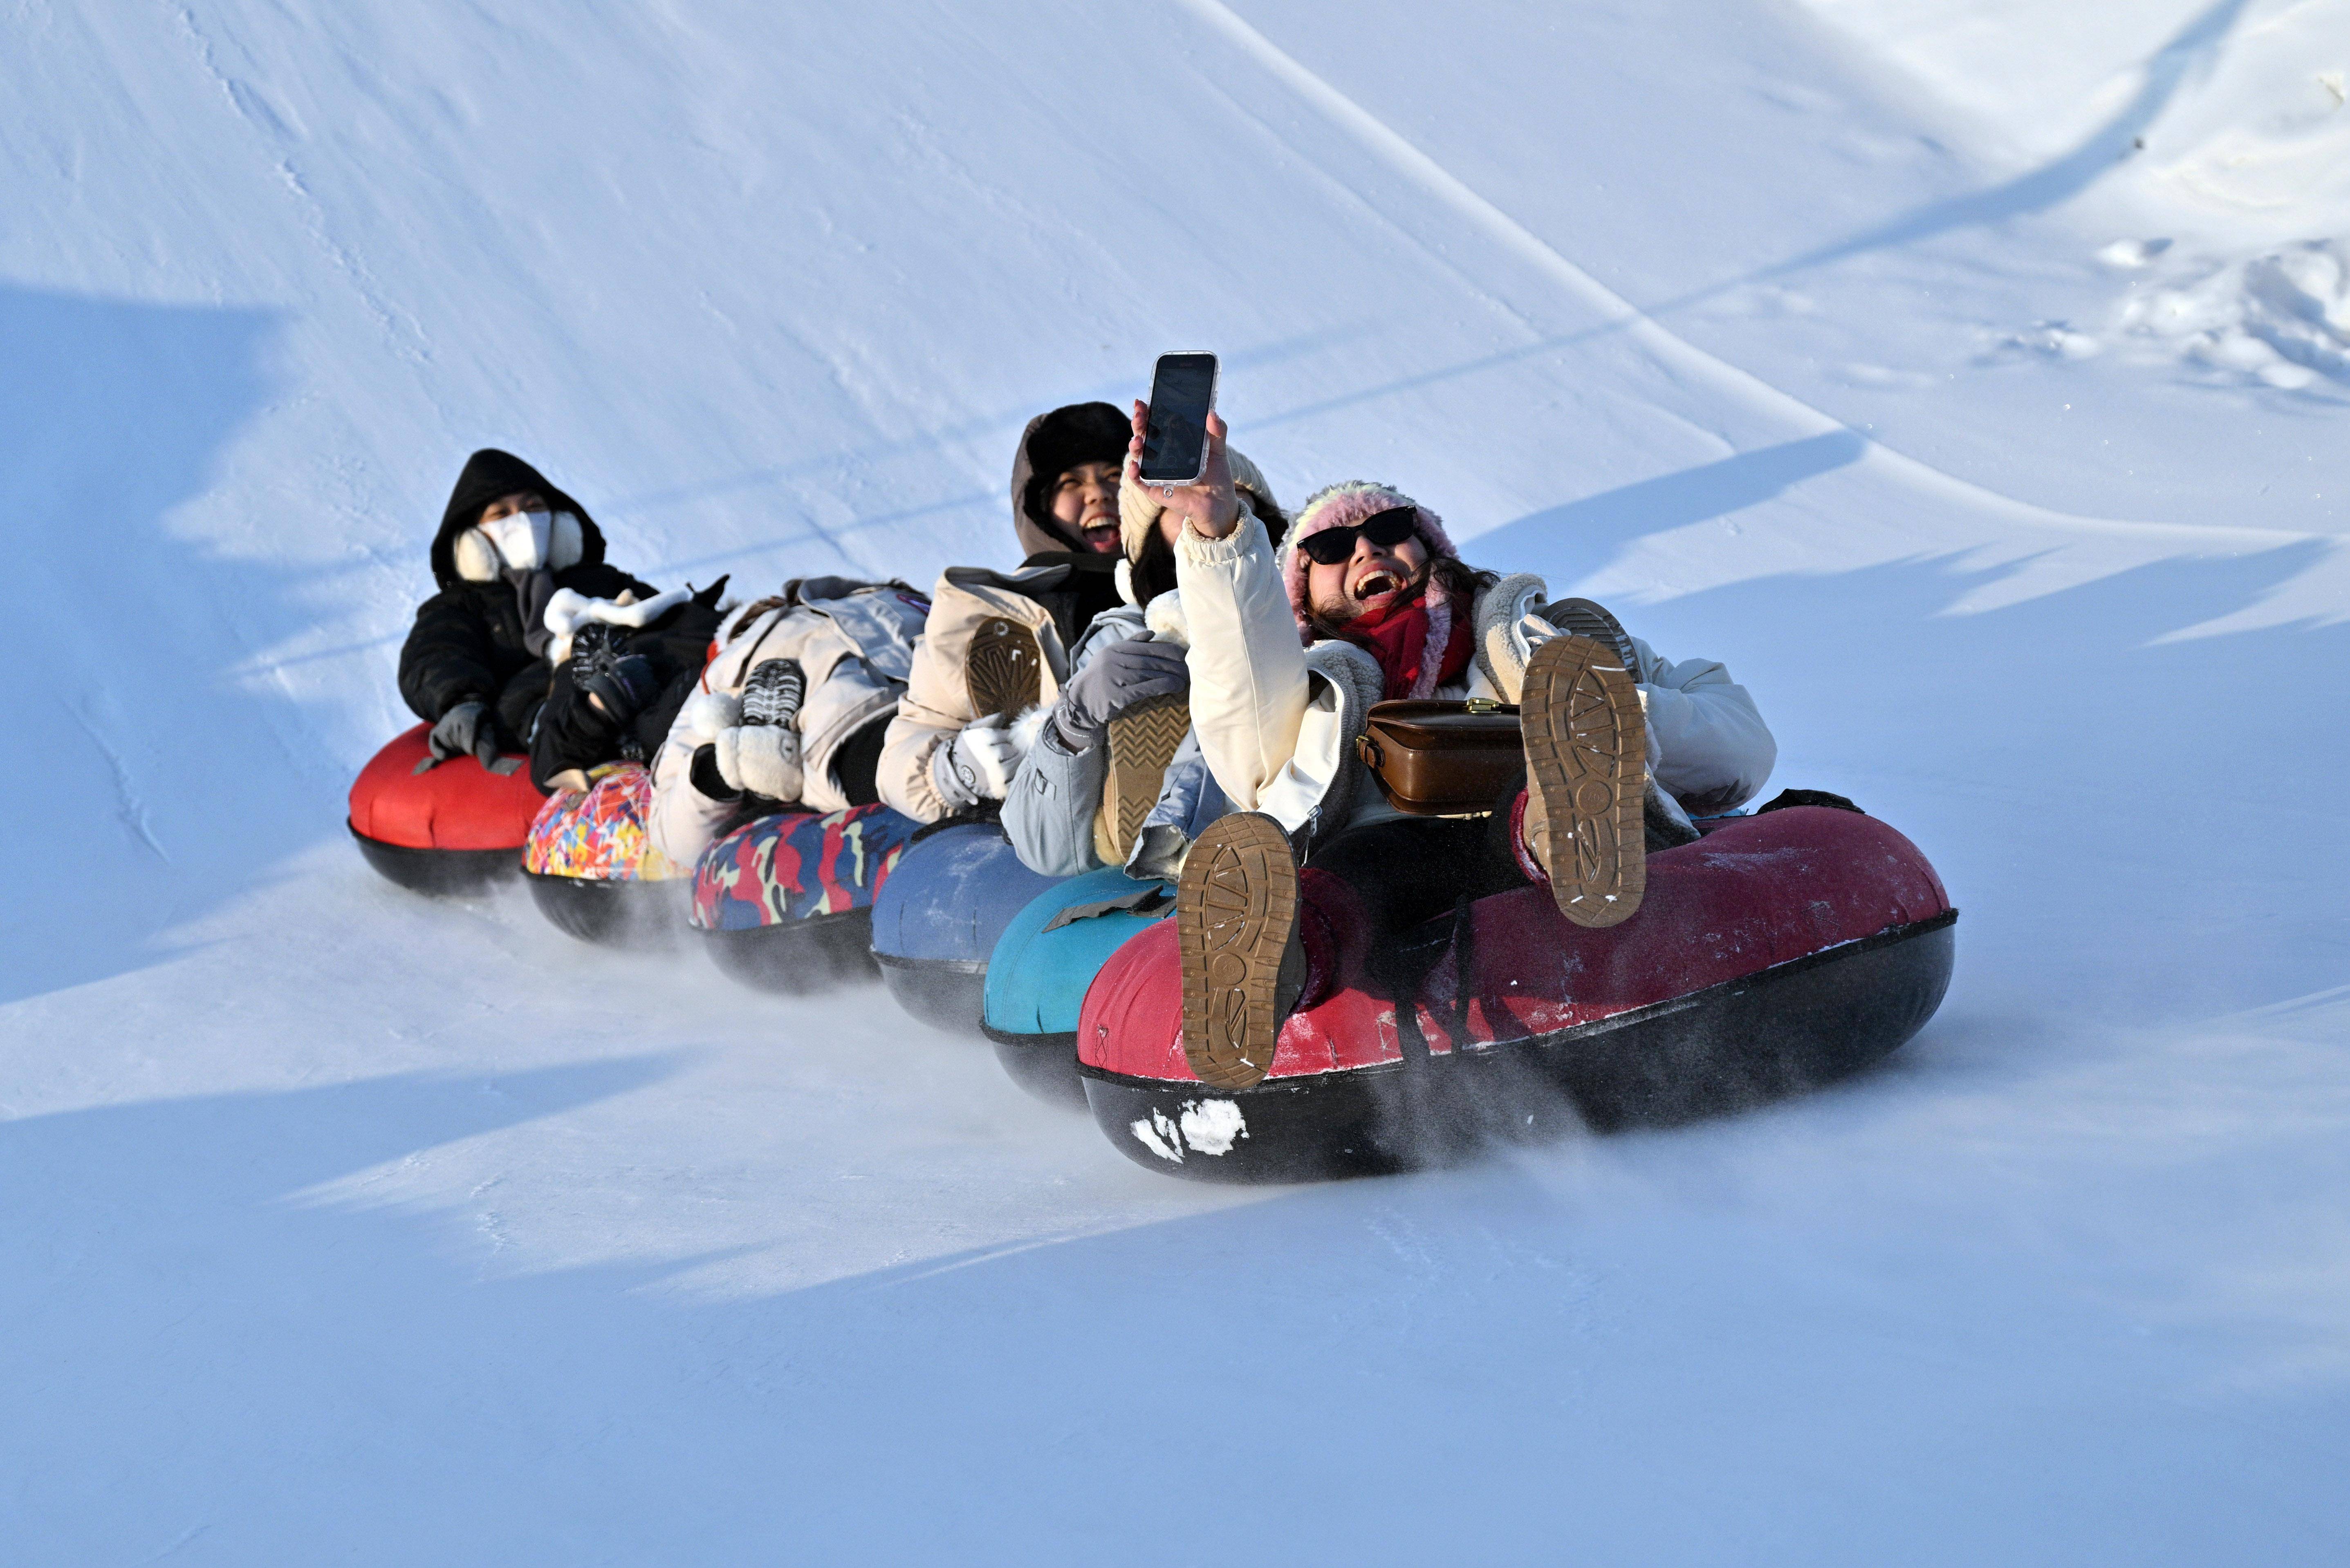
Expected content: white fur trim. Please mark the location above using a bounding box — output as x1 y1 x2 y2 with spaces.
1144 589 1191 650
1009 701 1054 757
543 584 690 638
452 527 500 582
678 690 742 744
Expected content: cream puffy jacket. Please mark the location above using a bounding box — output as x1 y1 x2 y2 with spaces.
875 564 1076 824
1173 515 1778 843
646 580 927 867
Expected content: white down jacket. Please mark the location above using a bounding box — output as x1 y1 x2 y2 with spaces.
1173 515 1778 843
646 578 928 868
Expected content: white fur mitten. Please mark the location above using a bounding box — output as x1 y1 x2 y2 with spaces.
715 724 803 802
929 717 1024 809
676 690 744 747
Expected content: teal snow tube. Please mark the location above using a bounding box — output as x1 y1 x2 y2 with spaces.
981 866 1173 1107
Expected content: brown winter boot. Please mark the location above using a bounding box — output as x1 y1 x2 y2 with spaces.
1093 695 1191 865
966 616 1043 721
1176 812 1306 1090
1520 633 1647 928
1538 596 1639 674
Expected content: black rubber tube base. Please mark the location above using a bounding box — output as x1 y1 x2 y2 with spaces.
875 956 987 1036
352 826 519 896
524 871 690 950
700 910 879 995
1083 914 1956 1184
981 1026 1087 1109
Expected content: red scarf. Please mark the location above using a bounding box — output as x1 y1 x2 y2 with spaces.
1350 590 1471 701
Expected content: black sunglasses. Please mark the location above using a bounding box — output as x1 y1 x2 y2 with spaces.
1298 506 1417 566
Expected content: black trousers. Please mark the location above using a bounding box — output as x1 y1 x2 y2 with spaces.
1305 808 1531 990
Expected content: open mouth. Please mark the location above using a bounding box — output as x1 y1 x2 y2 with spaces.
1354 569 1404 602
1081 520 1121 552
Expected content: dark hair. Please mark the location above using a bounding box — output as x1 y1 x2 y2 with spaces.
1130 525 1178 607
1302 543 1497 650
1239 483 1290 546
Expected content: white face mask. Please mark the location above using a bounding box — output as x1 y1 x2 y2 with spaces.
479 509 553 571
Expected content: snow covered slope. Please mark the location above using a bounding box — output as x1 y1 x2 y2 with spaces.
2 1 2345 1561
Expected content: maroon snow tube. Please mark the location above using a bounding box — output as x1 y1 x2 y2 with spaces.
1079 804 1955 1181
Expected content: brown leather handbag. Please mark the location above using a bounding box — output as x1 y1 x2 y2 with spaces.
1353 699 1524 815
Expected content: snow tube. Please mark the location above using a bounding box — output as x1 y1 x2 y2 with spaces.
521 764 690 947
348 724 542 894
1079 804 1956 1183
691 802 919 994
868 820 1065 1034
981 867 1172 1107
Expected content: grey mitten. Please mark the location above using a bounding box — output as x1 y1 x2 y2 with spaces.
1051 633 1189 752
428 700 498 767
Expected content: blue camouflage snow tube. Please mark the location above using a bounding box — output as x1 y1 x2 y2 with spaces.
868 818 1066 1035
692 803 922 995
981 866 1173 1107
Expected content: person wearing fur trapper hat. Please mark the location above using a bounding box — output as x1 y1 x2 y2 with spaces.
397 448 663 772
998 440 1289 883
1009 400 1135 557
1123 401 1780 1092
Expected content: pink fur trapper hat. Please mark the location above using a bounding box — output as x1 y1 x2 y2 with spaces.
1278 481 1458 623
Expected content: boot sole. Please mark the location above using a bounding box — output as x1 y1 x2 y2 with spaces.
1094 695 1191 866
741 657 806 728
1177 812 1298 1090
966 617 1042 721
1542 597 1639 674
1523 634 1646 928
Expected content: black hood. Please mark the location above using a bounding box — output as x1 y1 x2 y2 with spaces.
429 448 608 588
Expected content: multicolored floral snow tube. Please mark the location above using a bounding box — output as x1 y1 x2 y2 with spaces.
523 763 684 882
690 802 918 932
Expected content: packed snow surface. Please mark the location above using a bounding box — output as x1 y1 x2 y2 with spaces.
3 0 2346 1561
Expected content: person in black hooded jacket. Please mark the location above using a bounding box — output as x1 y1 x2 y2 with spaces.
398 449 657 774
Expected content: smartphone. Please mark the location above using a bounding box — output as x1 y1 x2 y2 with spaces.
1139 351 1219 485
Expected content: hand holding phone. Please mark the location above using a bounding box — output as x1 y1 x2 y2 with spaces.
1126 352 1241 541
1139 352 1218 485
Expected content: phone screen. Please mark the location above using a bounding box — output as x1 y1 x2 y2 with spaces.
1139 352 1218 484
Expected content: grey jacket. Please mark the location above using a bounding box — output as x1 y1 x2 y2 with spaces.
1000 594 1231 880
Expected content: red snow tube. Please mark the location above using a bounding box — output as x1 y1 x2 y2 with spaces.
1079 804 1955 1182
348 724 544 894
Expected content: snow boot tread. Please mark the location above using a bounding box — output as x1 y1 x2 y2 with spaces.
1177 812 1300 1091
1522 633 1647 928
1094 694 1191 866
966 617 1042 721
741 657 806 728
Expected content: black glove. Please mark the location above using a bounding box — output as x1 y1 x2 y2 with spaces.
1052 633 1189 752
689 743 742 804
428 700 500 768
569 624 661 726
578 654 659 724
